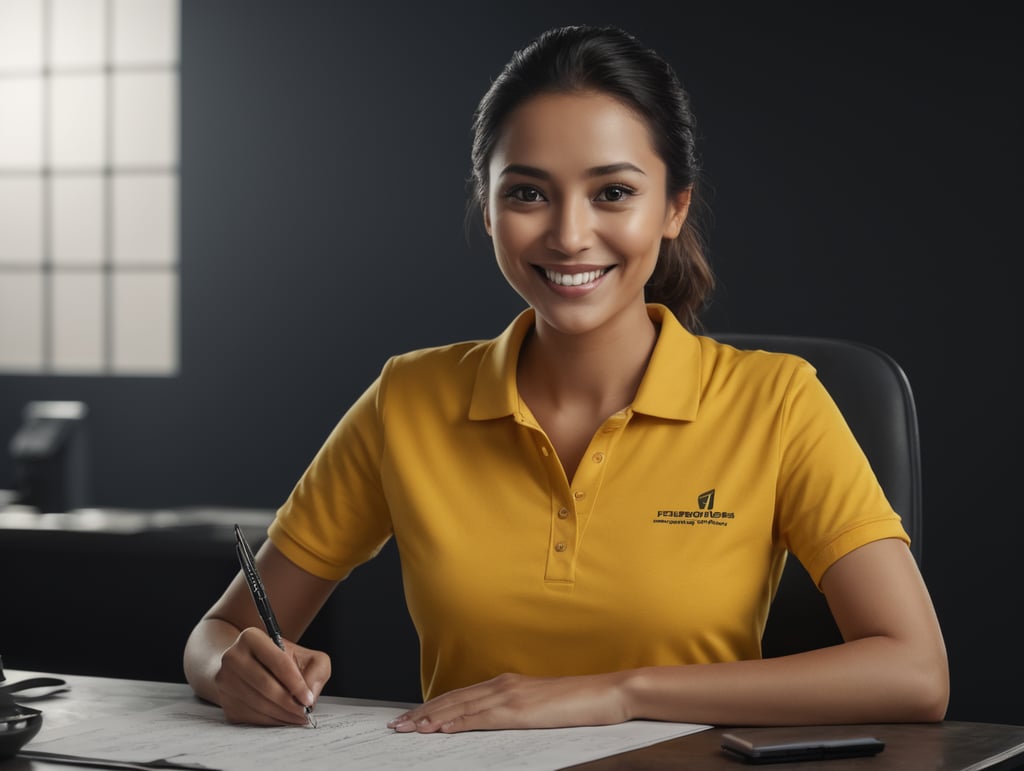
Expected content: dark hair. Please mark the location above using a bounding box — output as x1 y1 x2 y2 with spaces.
469 25 713 331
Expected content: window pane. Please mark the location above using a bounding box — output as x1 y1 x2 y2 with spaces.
0 78 44 169
0 270 44 371
52 269 105 372
112 174 176 266
0 177 43 265
113 71 177 167
52 175 106 266
0 0 181 377
113 0 178 65
112 270 177 374
50 0 106 70
50 73 106 168
0 0 43 71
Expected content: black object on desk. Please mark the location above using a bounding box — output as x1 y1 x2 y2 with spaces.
0 659 44 760
720 731 885 763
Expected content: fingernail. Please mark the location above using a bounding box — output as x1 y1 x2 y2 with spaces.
390 719 412 732
303 689 315 707
386 714 409 727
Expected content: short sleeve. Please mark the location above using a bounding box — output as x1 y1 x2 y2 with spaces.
774 360 910 586
268 364 395 581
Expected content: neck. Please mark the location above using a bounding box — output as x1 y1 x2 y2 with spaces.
519 304 658 415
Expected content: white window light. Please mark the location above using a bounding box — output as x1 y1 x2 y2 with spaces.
0 0 181 376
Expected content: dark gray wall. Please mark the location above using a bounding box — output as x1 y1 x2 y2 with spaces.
1 2 1020 724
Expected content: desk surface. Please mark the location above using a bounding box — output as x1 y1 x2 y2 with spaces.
3 670 1024 770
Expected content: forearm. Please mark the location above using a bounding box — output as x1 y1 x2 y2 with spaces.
622 635 949 726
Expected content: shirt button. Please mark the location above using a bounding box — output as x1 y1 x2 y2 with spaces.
592 452 605 463
554 542 567 552
557 508 569 519
573 490 585 500
540 446 549 457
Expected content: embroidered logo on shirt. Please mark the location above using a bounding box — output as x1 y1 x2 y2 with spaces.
653 488 734 527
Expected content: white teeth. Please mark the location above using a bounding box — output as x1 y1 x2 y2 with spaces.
544 268 609 286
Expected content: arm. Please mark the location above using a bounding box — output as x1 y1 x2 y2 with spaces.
183 539 338 725
389 538 948 732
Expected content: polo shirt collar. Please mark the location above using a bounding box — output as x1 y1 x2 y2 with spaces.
633 304 702 421
468 303 702 422
469 308 535 420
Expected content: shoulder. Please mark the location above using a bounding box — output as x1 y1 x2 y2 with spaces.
695 334 818 395
372 339 498 419
638 308 819 419
381 339 491 383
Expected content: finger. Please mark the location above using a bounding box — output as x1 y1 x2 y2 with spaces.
391 692 499 733
223 665 310 726
218 630 312 724
291 644 332 703
253 634 317 711
388 675 512 731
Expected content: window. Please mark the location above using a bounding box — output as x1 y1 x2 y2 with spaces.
0 0 180 375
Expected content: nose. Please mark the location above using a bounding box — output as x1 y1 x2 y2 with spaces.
545 196 593 255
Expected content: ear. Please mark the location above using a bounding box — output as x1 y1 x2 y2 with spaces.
483 203 493 236
662 188 692 239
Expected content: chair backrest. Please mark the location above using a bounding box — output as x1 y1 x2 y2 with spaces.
711 333 923 658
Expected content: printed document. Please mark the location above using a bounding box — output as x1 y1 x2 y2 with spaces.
28 699 710 770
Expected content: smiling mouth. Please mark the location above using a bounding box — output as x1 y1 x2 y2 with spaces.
539 267 613 286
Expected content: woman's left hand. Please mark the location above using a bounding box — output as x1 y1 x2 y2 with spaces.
386 672 631 733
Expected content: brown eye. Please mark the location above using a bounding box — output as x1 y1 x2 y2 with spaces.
506 186 545 203
596 185 634 202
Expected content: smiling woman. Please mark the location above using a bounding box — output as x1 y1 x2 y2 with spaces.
183 24 948 734
484 91 689 349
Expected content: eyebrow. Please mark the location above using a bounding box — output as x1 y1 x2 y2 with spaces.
498 162 646 179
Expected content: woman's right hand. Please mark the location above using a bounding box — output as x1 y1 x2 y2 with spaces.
213 626 331 725
183 539 339 724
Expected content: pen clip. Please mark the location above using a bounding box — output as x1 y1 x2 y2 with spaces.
233 525 283 646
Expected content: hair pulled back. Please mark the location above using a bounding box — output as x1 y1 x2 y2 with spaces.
470 25 713 331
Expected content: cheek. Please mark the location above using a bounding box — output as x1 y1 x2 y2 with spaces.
490 214 538 259
606 212 668 260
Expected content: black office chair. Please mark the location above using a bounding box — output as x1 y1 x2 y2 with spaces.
711 333 923 659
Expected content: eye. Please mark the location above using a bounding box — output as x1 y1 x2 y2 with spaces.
504 185 546 203
595 185 635 203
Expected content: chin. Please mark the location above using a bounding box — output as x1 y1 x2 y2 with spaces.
531 302 621 338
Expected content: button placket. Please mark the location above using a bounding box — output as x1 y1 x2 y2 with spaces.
541 409 629 584
564 418 622 548
552 500 575 553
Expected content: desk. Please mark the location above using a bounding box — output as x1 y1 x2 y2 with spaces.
3 671 1023 770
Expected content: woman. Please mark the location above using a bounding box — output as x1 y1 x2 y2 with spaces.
183 24 948 732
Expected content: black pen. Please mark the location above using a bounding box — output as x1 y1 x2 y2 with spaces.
234 524 317 728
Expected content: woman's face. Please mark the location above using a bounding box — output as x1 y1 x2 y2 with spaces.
485 90 689 339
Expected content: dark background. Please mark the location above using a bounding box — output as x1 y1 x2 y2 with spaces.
1 3 1019 724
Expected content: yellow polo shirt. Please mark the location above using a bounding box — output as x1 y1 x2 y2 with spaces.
269 304 909 701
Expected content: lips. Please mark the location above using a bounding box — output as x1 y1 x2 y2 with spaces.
540 266 613 287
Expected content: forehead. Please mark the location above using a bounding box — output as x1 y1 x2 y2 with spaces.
490 91 662 174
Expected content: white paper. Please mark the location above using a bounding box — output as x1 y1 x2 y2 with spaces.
29 699 710 770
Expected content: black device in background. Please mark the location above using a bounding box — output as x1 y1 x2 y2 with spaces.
721 732 885 764
8 401 89 513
